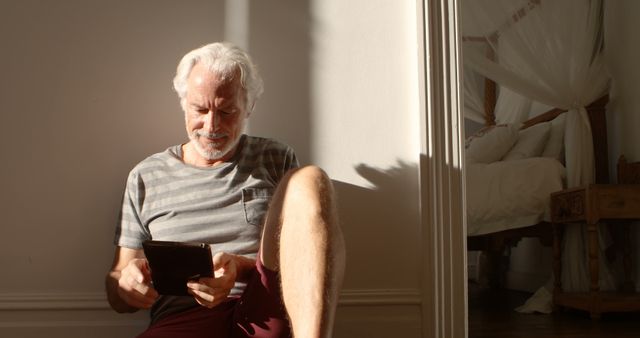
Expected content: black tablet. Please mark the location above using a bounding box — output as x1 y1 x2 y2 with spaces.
142 240 214 296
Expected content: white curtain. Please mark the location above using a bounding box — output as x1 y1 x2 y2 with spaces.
463 64 488 124
491 40 533 125
462 0 609 187
494 86 532 125
463 44 533 126
461 0 615 312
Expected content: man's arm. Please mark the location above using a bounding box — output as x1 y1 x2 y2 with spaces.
105 247 158 313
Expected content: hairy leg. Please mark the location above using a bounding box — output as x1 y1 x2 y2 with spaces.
261 166 346 338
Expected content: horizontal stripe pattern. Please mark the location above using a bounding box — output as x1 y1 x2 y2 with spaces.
113 135 298 323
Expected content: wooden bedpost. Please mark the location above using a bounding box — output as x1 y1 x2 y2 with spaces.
484 78 496 126
586 95 609 184
483 35 498 126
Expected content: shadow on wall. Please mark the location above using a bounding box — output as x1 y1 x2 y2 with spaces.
332 160 421 289
0 0 226 293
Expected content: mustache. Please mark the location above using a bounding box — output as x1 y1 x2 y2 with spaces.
195 131 228 138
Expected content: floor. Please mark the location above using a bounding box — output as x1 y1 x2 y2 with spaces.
468 283 640 338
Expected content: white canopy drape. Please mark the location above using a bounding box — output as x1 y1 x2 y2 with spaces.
463 66 534 126
462 0 609 187
461 0 615 312
463 64 488 124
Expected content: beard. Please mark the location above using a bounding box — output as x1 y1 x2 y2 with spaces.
188 121 246 161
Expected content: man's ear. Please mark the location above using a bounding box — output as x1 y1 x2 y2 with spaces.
180 98 187 112
247 101 257 118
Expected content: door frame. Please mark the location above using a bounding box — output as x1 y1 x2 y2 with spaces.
418 1 467 337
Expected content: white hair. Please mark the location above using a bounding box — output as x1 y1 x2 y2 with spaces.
173 42 264 112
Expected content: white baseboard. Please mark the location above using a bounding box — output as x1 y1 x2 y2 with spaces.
336 289 422 338
0 289 422 338
0 288 422 310
0 292 107 310
339 288 421 306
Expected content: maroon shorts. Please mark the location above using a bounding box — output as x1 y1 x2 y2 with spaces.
137 256 291 338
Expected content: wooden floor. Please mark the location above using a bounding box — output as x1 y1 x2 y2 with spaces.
468 283 640 338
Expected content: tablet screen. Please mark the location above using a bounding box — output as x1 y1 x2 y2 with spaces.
142 240 214 296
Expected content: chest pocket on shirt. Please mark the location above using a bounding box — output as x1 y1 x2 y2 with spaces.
242 188 273 226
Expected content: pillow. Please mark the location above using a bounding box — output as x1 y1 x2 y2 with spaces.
502 122 551 161
541 113 566 162
465 124 518 164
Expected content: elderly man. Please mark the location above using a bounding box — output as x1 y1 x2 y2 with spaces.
106 42 345 338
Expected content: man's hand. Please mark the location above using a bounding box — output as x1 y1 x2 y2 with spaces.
116 258 159 309
187 252 237 308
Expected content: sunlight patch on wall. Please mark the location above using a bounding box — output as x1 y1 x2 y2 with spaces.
224 0 249 51
309 0 421 188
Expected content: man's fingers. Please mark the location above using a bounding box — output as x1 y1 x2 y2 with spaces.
188 288 214 303
132 278 151 295
132 259 153 282
114 258 158 310
188 288 227 308
121 274 158 302
187 281 230 309
197 274 234 291
212 252 231 268
187 281 215 294
117 285 156 309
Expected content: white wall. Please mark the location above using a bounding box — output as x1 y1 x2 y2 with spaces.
605 1 640 165
0 1 422 337
604 0 640 291
307 0 422 291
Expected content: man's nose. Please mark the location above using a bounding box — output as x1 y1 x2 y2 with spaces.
203 110 220 131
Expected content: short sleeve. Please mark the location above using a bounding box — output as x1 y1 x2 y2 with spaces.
114 170 151 249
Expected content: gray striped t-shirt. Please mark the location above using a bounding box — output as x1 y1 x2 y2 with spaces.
114 134 298 322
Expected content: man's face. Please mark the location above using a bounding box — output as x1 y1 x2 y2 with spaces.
183 63 248 163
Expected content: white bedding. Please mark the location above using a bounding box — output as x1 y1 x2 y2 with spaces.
466 157 566 236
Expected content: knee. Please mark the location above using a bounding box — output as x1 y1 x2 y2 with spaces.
282 165 335 216
286 165 333 194
279 166 345 254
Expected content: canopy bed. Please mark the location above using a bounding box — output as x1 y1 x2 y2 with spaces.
461 0 620 313
465 90 610 288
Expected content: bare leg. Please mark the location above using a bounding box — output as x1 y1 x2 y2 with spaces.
261 166 346 338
